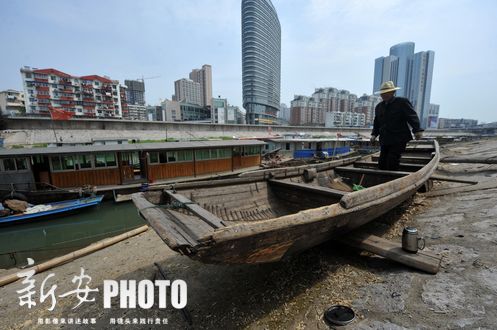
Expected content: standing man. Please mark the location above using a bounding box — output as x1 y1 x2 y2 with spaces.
371 81 423 171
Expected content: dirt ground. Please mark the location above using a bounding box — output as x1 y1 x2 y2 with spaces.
1 137 497 329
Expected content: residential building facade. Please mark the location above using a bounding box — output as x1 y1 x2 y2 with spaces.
0 90 25 116
180 103 211 122
373 42 435 128
189 65 212 107
438 118 478 129
127 104 147 121
174 79 202 106
290 88 380 127
20 67 122 118
242 0 281 124
161 99 181 122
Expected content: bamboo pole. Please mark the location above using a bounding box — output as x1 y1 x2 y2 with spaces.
0 225 148 288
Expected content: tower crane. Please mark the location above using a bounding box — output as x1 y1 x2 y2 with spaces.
137 75 161 82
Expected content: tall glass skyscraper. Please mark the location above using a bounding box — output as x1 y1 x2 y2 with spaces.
241 0 281 125
373 42 435 128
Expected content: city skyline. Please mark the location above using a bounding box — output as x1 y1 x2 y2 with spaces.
1 0 496 122
374 42 435 128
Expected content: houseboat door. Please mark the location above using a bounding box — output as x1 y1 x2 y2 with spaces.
31 155 51 187
232 147 242 170
119 151 146 183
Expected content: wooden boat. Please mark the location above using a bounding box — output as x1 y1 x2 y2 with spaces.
132 141 439 264
0 195 104 225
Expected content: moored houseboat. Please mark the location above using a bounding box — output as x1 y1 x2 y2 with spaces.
0 140 264 202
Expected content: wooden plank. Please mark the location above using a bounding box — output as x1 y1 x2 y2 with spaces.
340 232 441 274
425 177 497 197
268 179 348 199
440 156 497 164
429 175 478 185
335 166 413 177
165 190 226 228
337 165 474 184
132 193 198 247
354 161 424 171
372 155 432 163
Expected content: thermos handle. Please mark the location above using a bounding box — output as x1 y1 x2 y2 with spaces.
417 237 425 250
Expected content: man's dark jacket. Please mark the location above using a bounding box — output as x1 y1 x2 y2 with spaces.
372 97 423 146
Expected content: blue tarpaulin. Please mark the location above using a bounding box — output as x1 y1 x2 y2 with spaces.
293 146 350 159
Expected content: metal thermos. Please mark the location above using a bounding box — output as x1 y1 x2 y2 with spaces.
402 227 425 253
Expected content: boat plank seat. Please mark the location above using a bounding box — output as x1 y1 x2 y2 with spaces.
335 166 413 177
268 179 349 199
404 145 435 152
354 161 424 171
164 190 226 228
371 155 432 164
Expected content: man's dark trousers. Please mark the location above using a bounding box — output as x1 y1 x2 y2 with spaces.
378 143 406 171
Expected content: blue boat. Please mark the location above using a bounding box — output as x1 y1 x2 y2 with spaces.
0 195 104 225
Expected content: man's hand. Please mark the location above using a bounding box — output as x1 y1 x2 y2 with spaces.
414 132 423 140
370 135 377 143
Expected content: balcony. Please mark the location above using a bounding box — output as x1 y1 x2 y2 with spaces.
36 86 49 91
37 94 50 99
35 77 49 83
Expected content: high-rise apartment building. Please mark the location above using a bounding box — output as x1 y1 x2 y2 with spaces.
242 0 281 125
373 42 435 128
174 78 202 106
189 65 212 107
0 90 25 116
20 67 122 118
124 80 146 106
290 87 381 127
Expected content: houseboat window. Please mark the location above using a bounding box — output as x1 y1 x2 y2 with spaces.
95 153 117 168
177 150 193 162
217 148 232 159
76 155 92 169
244 146 260 156
158 151 168 164
106 153 117 166
308 143 312 149
51 157 62 171
285 143 290 150
195 149 210 160
95 154 106 167
15 158 28 171
167 152 177 162
62 156 75 170
3 159 17 171
149 152 159 164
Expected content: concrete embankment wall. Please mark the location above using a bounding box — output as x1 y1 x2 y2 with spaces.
1 117 470 147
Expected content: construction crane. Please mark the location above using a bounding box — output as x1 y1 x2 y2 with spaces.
137 75 161 82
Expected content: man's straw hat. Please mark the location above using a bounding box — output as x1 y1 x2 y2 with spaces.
376 81 401 94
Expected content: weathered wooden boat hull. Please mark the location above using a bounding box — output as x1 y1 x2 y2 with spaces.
133 141 439 264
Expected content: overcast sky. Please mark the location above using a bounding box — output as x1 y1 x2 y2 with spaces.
1 0 496 122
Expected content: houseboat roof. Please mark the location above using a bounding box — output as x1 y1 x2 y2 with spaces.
0 140 266 157
267 138 365 143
